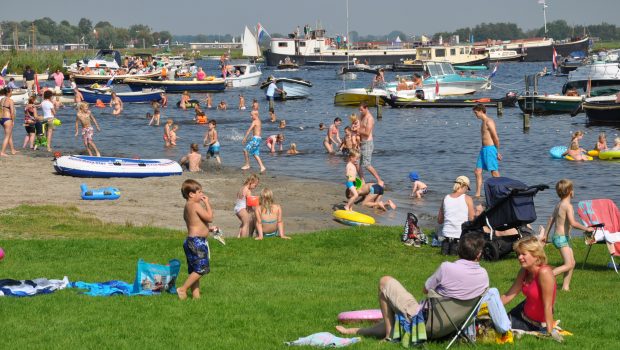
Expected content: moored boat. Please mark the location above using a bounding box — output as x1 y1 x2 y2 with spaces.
517 94 583 115
582 95 620 124
487 46 526 62
124 77 226 93
398 61 489 96
225 63 262 87
277 62 299 70
562 63 620 96
383 90 517 108
334 88 387 106
78 88 165 104
71 71 161 85
54 155 182 178
260 77 312 100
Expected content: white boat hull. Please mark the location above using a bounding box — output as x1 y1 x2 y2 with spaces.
227 71 262 87
278 81 311 99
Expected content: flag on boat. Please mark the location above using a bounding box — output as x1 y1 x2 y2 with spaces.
106 72 116 87
1 61 8 76
552 47 558 71
489 63 499 79
257 23 270 41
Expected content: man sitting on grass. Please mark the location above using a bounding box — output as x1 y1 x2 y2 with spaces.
336 233 489 340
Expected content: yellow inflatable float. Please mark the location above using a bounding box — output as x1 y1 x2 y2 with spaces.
333 210 375 226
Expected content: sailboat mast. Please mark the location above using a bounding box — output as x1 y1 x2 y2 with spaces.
541 0 548 36
346 0 350 68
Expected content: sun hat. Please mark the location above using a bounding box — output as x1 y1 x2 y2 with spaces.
455 175 471 190
409 172 420 182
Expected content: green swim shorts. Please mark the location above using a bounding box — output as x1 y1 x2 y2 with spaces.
552 234 571 249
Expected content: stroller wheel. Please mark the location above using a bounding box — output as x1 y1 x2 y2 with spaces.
483 241 500 261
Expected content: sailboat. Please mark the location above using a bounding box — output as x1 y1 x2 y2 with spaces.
225 26 263 88
336 1 357 81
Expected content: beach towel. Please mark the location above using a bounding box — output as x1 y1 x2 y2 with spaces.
133 259 181 294
577 199 620 253
285 332 360 347
390 308 427 347
0 277 69 297
71 280 155 297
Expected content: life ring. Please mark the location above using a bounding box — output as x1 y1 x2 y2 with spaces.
599 150 620 160
80 184 120 200
338 309 383 324
565 155 593 161
549 146 567 159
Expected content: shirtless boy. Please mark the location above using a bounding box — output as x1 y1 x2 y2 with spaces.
177 179 214 300
74 102 101 156
347 182 396 211
241 110 266 173
344 150 361 211
539 179 593 291
473 104 501 197
203 120 221 166
180 143 202 172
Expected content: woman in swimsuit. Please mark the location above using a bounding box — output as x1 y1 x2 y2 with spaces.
255 188 290 240
1 88 18 156
109 92 123 116
235 174 259 238
23 96 38 149
323 117 342 154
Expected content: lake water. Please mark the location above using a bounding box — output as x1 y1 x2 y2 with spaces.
48 60 619 228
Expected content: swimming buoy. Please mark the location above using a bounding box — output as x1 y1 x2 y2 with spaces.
177 99 200 108
599 150 620 160
333 210 375 226
549 146 567 159
80 184 120 200
587 150 600 158
565 155 593 161
338 309 383 324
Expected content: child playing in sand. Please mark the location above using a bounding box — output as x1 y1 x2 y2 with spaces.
266 134 285 153
347 182 396 211
169 124 179 146
203 120 221 166
217 101 227 110
164 119 173 146
74 102 101 157
177 179 214 300
287 143 299 155
539 179 594 291
180 143 202 172
234 174 259 238
241 110 266 173
594 132 608 151
238 94 246 110
344 150 361 211
254 188 291 240
409 172 428 198
148 101 161 126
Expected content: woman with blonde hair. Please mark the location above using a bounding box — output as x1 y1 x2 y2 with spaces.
437 175 475 255
501 236 562 342
255 188 290 240
234 174 260 238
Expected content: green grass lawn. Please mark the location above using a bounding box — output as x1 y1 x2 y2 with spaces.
0 205 616 349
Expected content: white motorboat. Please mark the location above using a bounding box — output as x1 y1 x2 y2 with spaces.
563 63 620 96
224 26 263 88
4 73 49 82
334 88 388 106
67 49 121 71
260 77 312 99
487 46 526 62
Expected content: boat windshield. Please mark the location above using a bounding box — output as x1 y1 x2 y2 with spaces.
426 62 456 76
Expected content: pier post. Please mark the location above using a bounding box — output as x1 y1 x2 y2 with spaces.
497 102 503 116
523 113 531 131
375 96 382 119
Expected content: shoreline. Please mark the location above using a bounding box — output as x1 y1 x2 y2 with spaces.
0 152 388 236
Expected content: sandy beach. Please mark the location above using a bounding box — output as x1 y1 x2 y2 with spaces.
0 152 351 236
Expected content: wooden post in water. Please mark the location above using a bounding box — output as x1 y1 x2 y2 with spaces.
523 113 531 131
375 96 382 119
497 102 503 116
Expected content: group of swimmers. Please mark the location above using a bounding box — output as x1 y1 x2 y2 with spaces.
563 130 620 160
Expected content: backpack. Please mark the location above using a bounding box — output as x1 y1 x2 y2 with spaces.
401 212 427 245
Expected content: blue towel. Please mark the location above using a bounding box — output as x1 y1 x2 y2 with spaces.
71 281 156 296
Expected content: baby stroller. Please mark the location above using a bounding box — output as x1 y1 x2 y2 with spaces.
462 177 548 261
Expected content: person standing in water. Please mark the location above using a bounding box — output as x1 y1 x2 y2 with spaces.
472 104 501 197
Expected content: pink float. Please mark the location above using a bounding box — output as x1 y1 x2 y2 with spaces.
337 309 383 323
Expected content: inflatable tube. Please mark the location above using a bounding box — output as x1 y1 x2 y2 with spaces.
338 309 383 323
599 150 620 160
587 150 600 157
549 146 567 159
80 184 120 200
177 99 200 108
565 155 593 161
333 210 375 226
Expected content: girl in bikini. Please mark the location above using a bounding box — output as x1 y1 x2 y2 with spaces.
234 174 260 238
255 188 290 240
323 117 342 154
109 92 123 116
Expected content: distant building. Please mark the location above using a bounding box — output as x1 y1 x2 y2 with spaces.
189 42 242 50
64 43 89 50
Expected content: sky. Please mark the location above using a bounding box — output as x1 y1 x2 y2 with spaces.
3 0 619 37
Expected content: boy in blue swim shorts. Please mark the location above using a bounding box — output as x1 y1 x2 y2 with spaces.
204 120 222 166
473 104 502 197
241 110 266 173
177 179 214 300
539 179 594 291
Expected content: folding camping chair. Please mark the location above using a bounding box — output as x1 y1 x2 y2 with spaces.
426 289 487 349
577 199 620 275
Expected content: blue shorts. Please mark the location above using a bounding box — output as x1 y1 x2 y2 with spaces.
369 184 384 195
476 145 499 172
183 237 210 275
552 234 571 249
345 181 355 189
245 136 262 156
207 142 220 157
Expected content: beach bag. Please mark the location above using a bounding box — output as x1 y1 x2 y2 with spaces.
401 212 427 244
132 259 181 294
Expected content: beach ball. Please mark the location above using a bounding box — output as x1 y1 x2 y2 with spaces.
0 247 5 261
53 118 62 126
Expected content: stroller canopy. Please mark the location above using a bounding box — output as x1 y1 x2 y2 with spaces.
482 177 545 230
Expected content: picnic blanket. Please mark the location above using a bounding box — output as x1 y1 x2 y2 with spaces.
285 332 361 347
0 277 69 297
71 280 155 297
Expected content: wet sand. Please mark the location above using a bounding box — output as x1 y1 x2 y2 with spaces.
0 153 353 236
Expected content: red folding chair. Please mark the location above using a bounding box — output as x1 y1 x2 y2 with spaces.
577 199 620 275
